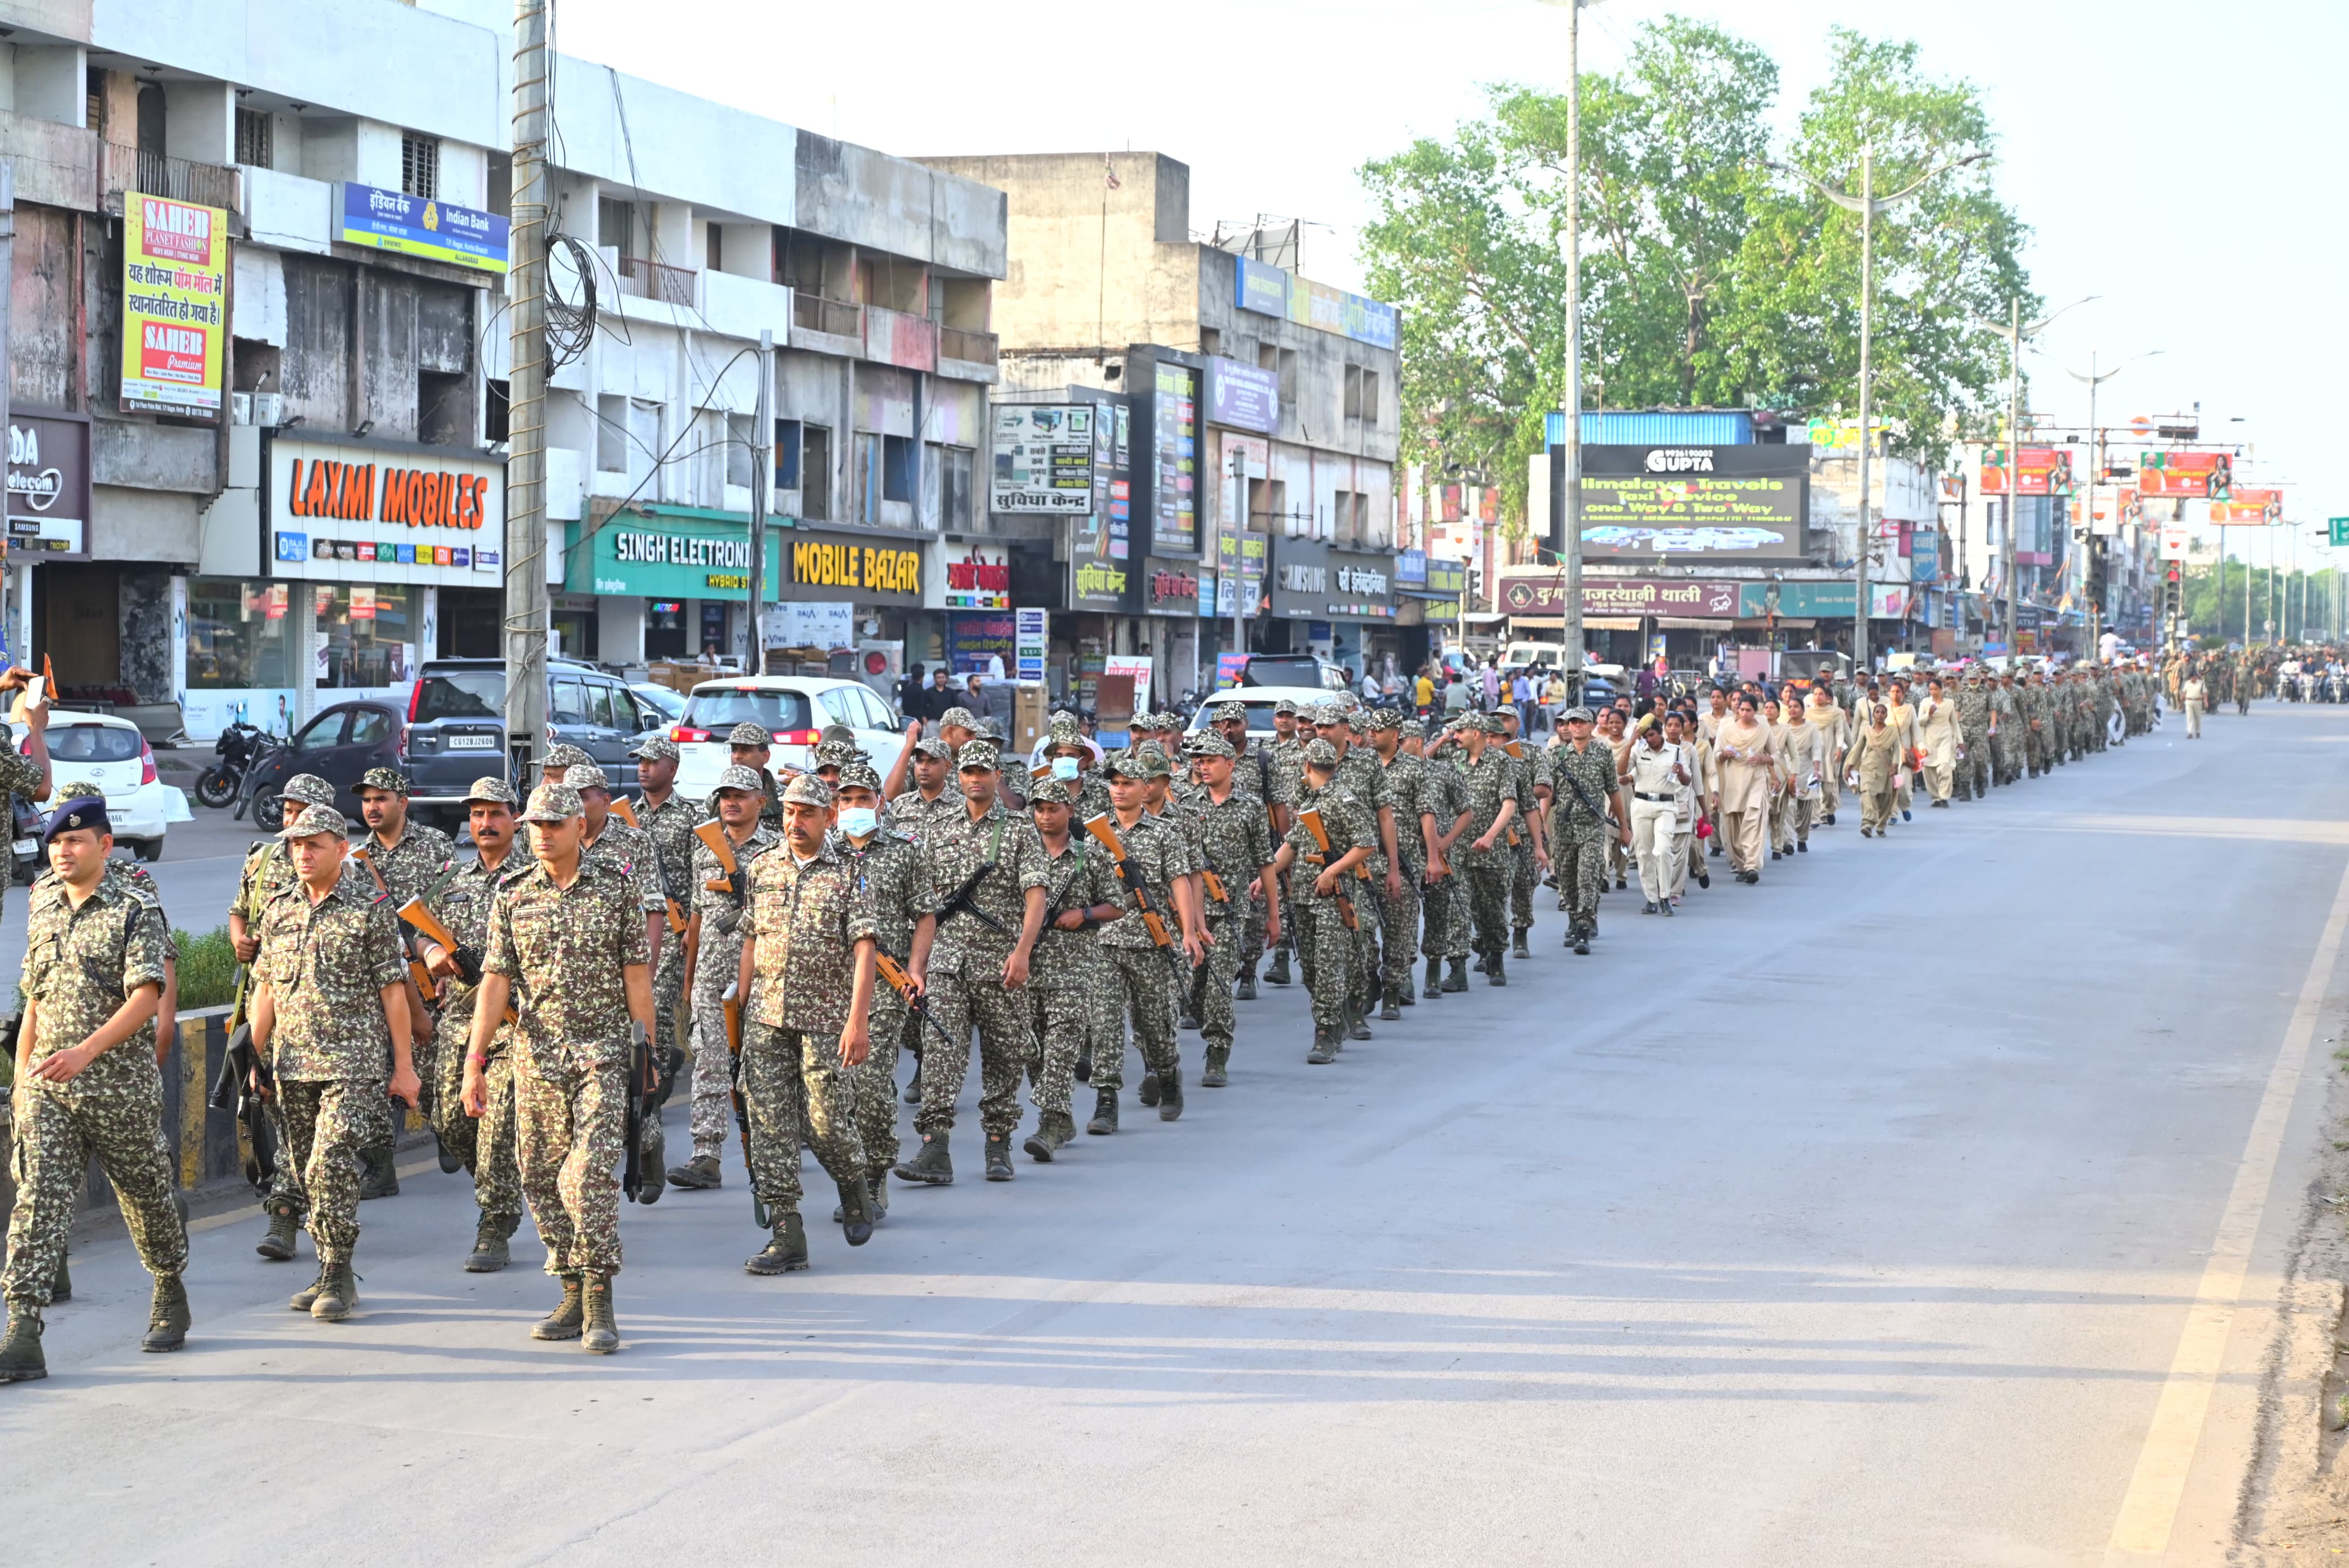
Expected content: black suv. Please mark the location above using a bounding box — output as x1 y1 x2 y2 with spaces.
403 657 667 824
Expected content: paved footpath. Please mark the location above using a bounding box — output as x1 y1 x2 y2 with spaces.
5 703 2344 1567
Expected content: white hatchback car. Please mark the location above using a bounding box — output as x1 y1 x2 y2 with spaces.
670 676 907 801
1181 685 1363 750
12 708 194 862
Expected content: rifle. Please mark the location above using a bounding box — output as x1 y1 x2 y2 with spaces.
874 950 958 1051
622 1019 657 1204
397 898 482 986
353 847 438 1004
719 981 770 1228
932 830 1016 941
613 798 689 933
1081 813 1192 990
693 819 743 894
204 964 277 1193
1295 807 1360 931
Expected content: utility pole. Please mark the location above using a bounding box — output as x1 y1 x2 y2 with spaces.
2063 347 2159 661
1229 443 1248 668
2002 299 2021 656
504 0 551 787
1538 0 1586 701
746 328 772 672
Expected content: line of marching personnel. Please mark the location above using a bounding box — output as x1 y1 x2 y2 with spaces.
0 662 2158 1374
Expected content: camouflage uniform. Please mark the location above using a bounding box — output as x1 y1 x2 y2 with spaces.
1954 675 1992 801
1091 792 1191 1099
1024 809 1117 1125
740 830 873 1218
687 820 778 1161
915 779 1047 1139
833 811 932 1190
1282 768 1377 1039
1455 728 1519 964
1504 743 1540 931
1989 679 2024 786
1370 723 1431 1006
486 811 652 1279
3 867 185 1310
352 814 453 1147
255 862 408 1266
1329 733 1390 1020
632 782 701 1099
1545 733 1618 937
1177 753 1275 1076
1420 742 1472 968
422 838 529 1235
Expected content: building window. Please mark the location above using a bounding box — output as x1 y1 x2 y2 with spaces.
855 433 881 522
400 132 439 200
1353 491 1371 541
936 444 973 529
774 418 802 492
484 378 510 443
882 434 915 505
186 579 296 691
1333 489 1356 543
596 394 630 473
599 196 636 257
1359 368 1381 425
706 224 724 273
801 425 831 520
235 107 272 168
1344 365 1363 421
314 584 417 689
1199 327 1221 357
1276 347 1298 406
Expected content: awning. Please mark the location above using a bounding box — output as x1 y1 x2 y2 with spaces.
1655 617 1731 631
1504 615 1644 631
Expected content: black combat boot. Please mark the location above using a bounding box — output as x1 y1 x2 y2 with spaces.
1199 1045 1230 1088
1348 1012 1373 1041
1424 955 1444 999
895 1130 954 1185
748 1213 810 1274
867 1173 890 1223
1158 1066 1185 1121
581 1274 619 1355
984 1132 1015 1182
142 1274 190 1353
1024 1111 1076 1161
1443 956 1469 993
256 1201 300 1261
1487 951 1507 986
902 1066 923 1106
465 1215 516 1273
1380 988 1402 1022
1236 968 1258 1001
667 1153 723 1190
49 1253 68 1304
1307 1026 1339 1065
836 1176 874 1244
1511 929 1531 960
532 1273 586 1339
357 1146 399 1200
1266 948 1293 986
1573 928 1592 956
310 1260 359 1322
636 1123 667 1206
0 1305 45 1382
1086 1089 1120 1135
1136 1070 1161 1107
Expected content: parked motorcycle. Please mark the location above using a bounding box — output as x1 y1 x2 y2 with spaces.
196 720 276 809
232 731 292 831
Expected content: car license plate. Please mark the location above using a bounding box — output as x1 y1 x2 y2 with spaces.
11 838 33 855
449 735 498 750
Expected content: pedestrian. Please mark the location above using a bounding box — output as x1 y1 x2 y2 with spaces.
1774 696 1822 857
1 790 191 1381
1845 704 1902 837
462 783 657 1355
2181 670 2207 739
669 767 778 1193
1915 678 1958 807
1267 738 1376 1062
1443 669 1472 717
827 760 929 1213
1711 695 1779 884
734 774 878 1272
1623 715 1693 915
1545 706 1627 954
252 807 421 1325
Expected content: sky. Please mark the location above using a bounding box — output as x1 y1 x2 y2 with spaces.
544 0 2349 567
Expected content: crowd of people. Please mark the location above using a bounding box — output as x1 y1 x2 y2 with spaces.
0 650 2180 1372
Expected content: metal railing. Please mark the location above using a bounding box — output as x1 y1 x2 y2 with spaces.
617 255 698 307
792 291 862 339
103 142 243 213
939 325 999 366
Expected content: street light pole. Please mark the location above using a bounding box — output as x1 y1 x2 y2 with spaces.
1538 0 1586 698
2063 346 2160 659
1974 294 2094 656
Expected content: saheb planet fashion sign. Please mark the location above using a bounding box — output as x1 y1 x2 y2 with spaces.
269 436 504 586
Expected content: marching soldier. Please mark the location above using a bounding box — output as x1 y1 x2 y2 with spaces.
1261 698 1309 988
701 723 785 828
901 740 1048 1181
1178 733 1280 1084
1364 710 1432 1020
1546 707 1630 954
1315 705 1390 1034
1413 719 1473 997
251 807 420 1324
1202 699 1280 1000
1 789 189 1382
627 736 698 1143
413 778 531 1272
1020 776 1121 1159
1079 747 1204 1131
462 783 656 1356
884 734 961 844
1494 706 1542 956
828 759 931 1216
669 766 779 1191
350 766 453 1196
1452 713 1520 985
567 762 673 1197
1266 739 1375 1063
1954 667 1993 801
735 775 879 1273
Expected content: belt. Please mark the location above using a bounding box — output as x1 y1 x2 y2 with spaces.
1634 791 1675 803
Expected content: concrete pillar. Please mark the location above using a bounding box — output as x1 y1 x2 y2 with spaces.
295 585 318 726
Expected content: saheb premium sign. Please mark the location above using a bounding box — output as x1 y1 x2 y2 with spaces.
776 526 923 608
1498 573 1741 618
1579 444 1810 564
270 436 504 586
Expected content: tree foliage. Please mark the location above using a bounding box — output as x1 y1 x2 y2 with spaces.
1359 18 2036 527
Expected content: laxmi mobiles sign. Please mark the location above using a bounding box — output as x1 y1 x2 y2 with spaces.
121 196 228 414
270 437 505 586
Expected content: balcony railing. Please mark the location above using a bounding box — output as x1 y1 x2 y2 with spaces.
792 291 862 340
616 255 698 307
939 325 999 366
103 142 242 213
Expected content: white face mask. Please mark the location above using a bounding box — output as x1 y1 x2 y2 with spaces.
1051 756 1080 781
837 807 879 837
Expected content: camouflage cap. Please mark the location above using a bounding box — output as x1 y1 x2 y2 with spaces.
542 744 595 769
1302 738 1341 768
1347 709 1373 731
631 735 680 762
1560 706 1596 724
938 706 979 731
283 773 338 807
781 774 833 809
1307 701 1345 726
1207 698 1247 723
357 766 409 796
282 805 352 840
727 722 774 748
836 760 884 794
1027 776 1075 808
462 776 519 807
1186 733 1237 759
812 740 861 769
1048 709 1081 731
1044 727 1089 754
51 779 106 802
957 740 1002 772
1479 711 1512 733
1366 708 1403 731
911 735 954 760
566 762 611 793
1273 698 1301 717
519 783 583 823
715 763 766 794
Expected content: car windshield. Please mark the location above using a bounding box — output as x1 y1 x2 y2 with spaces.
680 688 814 733
414 670 504 722
1191 704 1283 734
46 724 140 763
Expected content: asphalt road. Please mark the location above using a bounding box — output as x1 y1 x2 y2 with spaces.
6 701 2346 1566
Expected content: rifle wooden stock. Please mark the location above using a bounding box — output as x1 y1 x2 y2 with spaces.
612 798 640 829
1081 813 1177 949
1200 867 1230 905
721 982 743 1057
397 897 461 958
1295 808 1359 930
358 850 436 1002
693 819 740 892
1504 739 1525 759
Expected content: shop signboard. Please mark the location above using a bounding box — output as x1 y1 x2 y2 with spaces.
1497 573 1740 618
1014 608 1049 682
1270 540 1396 620
947 611 1016 675
6 411 91 561
1232 256 1400 350
1910 527 1942 583
339 182 509 274
272 436 505 586
1980 446 2076 497
573 503 779 600
1151 364 1198 554
1203 357 1278 434
773 524 924 606
769 601 854 650
942 544 1011 609
1142 557 1201 616
121 195 228 414
990 404 1098 513
1577 445 1810 564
